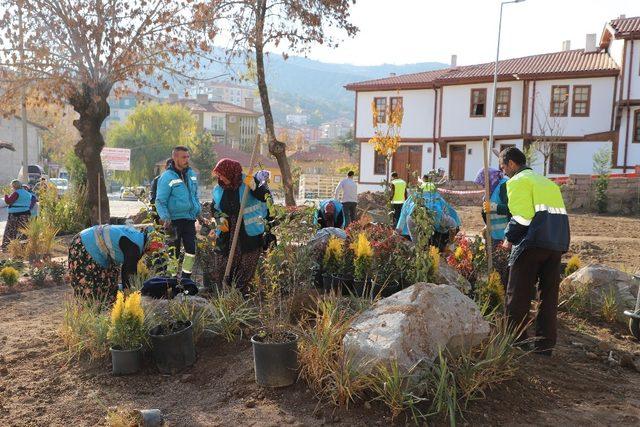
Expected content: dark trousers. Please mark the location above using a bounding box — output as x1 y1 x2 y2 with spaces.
506 247 562 352
342 202 358 226
392 203 403 228
169 219 197 278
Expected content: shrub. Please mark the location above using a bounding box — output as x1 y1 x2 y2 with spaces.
475 271 505 316
37 182 90 235
350 232 372 282
30 266 48 287
169 296 214 343
0 259 25 272
0 266 19 287
601 288 618 323
45 260 66 284
208 287 258 342
7 217 60 262
592 147 611 214
322 236 344 277
107 291 146 350
370 360 426 422
60 298 110 361
564 255 582 277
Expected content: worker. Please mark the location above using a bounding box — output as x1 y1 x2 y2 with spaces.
68 225 162 301
396 190 461 251
254 170 277 249
334 170 358 226
474 167 510 243
155 146 201 279
1 180 32 251
499 147 570 356
210 159 269 294
390 172 407 227
419 174 436 192
314 199 346 229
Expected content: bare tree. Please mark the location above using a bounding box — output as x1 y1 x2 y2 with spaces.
0 0 217 223
532 91 567 175
212 0 358 206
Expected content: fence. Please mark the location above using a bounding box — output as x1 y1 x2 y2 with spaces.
298 174 344 201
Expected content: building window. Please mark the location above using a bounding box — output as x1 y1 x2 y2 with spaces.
470 89 487 117
374 97 387 124
495 88 511 117
550 85 569 117
549 143 567 174
572 85 591 117
390 97 403 114
374 150 386 175
634 110 640 143
211 116 224 132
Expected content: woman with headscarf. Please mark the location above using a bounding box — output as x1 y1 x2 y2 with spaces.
474 168 510 243
2 180 32 251
314 199 346 229
210 159 268 294
68 225 162 301
254 170 277 249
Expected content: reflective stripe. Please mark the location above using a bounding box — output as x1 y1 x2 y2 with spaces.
535 204 567 215
244 204 262 214
244 216 263 225
93 225 117 263
169 179 183 187
190 176 197 181
513 215 532 226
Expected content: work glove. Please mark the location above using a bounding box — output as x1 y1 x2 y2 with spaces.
244 175 256 190
217 218 229 233
482 201 497 214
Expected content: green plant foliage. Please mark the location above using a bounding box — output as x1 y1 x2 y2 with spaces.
0 266 19 287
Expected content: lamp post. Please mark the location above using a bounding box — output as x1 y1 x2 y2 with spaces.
488 0 526 166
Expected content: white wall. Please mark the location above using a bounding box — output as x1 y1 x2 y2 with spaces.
441 81 523 137
0 117 42 184
618 106 640 168
532 77 614 136
609 39 625 69
623 40 640 100
202 112 226 132
355 89 435 139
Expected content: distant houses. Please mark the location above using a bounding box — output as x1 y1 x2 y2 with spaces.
0 116 45 184
346 15 640 191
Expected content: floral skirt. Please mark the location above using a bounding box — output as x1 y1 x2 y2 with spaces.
211 248 261 295
1 212 30 250
68 234 119 302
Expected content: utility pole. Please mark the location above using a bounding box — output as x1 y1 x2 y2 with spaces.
18 1 29 183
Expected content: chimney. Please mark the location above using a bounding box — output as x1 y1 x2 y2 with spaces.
168 93 178 102
585 33 597 53
619 14 626 19
562 40 571 51
196 93 208 105
450 54 457 67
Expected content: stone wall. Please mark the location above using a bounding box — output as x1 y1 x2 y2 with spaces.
561 174 640 215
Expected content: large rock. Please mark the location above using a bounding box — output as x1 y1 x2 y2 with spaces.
436 259 471 294
561 265 639 321
343 283 490 372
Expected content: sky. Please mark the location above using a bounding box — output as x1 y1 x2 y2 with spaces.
305 0 640 66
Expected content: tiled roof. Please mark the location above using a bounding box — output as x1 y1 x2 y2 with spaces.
290 145 354 162
609 16 640 37
170 99 261 116
345 49 619 91
213 143 278 169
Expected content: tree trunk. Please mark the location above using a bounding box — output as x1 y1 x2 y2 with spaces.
69 82 112 224
254 0 296 206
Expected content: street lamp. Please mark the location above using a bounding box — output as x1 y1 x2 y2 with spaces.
488 0 526 166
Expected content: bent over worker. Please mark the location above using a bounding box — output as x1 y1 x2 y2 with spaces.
155 146 201 278
500 147 570 356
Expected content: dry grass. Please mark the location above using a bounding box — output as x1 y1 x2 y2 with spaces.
59 297 110 362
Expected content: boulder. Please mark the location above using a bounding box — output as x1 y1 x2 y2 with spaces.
141 294 211 324
436 259 471 294
343 283 490 372
560 265 639 321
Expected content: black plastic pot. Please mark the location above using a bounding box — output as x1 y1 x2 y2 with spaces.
149 321 196 374
313 267 323 289
381 280 402 297
251 333 299 387
352 279 383 298
110 345 142 376
322 273 342 293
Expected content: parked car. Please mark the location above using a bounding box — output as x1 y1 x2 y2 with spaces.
49 178 69 196
18 164 47 186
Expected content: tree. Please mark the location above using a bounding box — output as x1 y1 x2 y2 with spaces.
107 102 197 185
213 0 358 205
0 0 217 223
592 147 612 213
532 91 567 175
190 132 218 186
27 103 79 166
332 129 357 158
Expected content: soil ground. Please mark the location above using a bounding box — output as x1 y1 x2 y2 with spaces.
1 209 639 426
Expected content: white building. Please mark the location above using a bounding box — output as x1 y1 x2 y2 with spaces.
319 119 352 141
0 116 45 184
191 81 257 111
346 15 640 192
286 114 309 126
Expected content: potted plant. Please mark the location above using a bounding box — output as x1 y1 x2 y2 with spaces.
108 291 146 375
148 317 196 375
321 236 345 293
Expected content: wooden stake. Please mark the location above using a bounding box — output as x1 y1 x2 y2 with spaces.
97 173 102 225
223 133 262 286
482 138 493 274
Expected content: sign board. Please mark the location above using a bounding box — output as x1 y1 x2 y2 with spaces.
101 147 131 171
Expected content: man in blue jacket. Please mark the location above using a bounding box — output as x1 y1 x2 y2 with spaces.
155 146 201 278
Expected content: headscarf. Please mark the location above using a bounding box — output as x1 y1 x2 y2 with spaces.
324 201 336 227
213 158 243 190
474 168 504 197
254 170 270 186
